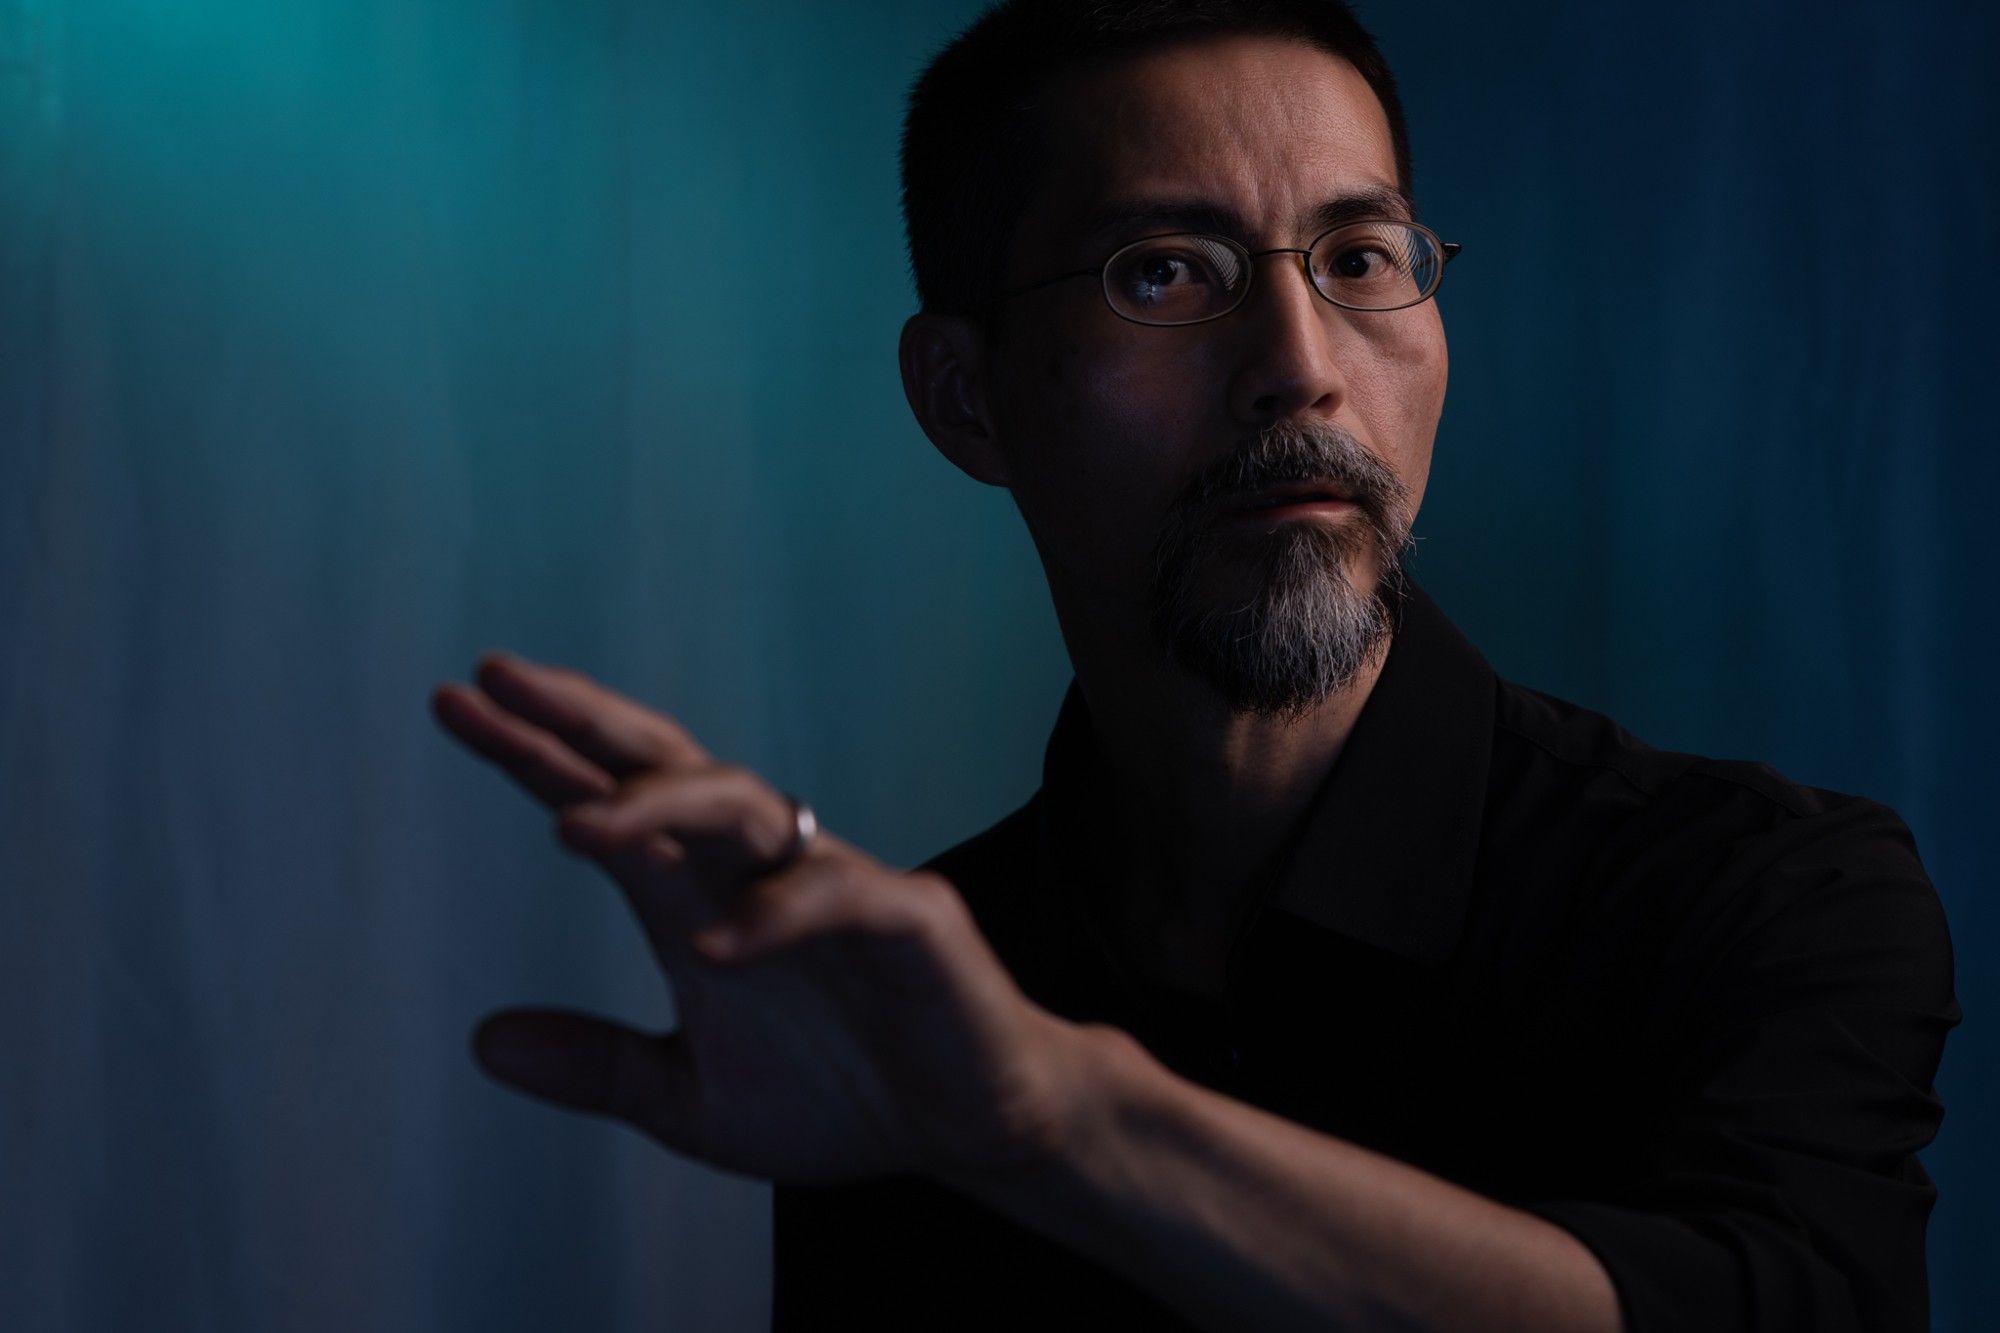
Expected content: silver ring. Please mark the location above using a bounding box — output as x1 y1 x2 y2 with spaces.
768 792 818 874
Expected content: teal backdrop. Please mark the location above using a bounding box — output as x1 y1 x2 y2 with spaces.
3 1 1993 1328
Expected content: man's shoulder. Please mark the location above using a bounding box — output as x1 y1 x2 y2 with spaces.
1491 671 1907 834
1485 674 1952 1019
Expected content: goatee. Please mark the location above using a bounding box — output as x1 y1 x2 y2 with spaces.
1146 423 1416 724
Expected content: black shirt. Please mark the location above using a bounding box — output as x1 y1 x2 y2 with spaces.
772 574 1959 1333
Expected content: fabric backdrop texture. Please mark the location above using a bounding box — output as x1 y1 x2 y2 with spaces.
2 1 1993 1329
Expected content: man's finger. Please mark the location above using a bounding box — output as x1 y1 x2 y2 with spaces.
560 763 799 875
698 863 938 966
474 652 708 779
472 1006 701 1154
430 682 618 807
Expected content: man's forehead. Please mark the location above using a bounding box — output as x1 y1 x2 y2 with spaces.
1029 37 1405 250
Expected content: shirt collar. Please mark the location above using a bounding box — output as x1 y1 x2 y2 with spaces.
1035 571 1497 965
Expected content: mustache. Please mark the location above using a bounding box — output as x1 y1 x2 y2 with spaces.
1188 421 1408 518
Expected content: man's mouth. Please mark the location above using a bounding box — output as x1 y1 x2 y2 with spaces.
1225 482 1358 513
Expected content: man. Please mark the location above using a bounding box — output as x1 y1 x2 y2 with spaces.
431 2 1959 1330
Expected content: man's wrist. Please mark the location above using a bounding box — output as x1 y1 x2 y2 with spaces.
932 1017 1159 1224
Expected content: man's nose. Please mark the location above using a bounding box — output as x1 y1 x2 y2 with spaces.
1225 254 1351 427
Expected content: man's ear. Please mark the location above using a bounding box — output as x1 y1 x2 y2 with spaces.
899 311 1013 488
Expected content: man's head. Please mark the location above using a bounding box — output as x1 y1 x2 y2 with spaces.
898 1 1449 724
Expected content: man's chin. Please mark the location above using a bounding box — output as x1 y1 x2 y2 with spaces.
1198 532 1377 601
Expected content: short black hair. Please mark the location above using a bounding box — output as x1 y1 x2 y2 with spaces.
899 0 1417 319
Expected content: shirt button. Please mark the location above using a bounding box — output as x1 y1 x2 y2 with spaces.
1229 1045 1242 1067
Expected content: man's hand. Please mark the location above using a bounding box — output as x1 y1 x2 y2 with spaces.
430 650 1099 1186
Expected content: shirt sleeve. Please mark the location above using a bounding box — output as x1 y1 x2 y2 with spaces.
1509 795 1961 1333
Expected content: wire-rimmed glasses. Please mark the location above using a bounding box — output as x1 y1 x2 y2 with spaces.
981 220 1462 326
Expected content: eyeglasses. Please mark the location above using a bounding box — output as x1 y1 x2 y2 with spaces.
980 220 1462 326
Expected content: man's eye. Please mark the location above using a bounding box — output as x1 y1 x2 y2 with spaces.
1325 245 1392 279
1125 245 1221 287
1111 244 1231 302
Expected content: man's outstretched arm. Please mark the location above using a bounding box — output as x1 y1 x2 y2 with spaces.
940 1024 1623 1333
436 650 1620 1331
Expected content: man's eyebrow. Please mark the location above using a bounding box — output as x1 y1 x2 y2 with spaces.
1075 183 1416 248
1298 184 1417 231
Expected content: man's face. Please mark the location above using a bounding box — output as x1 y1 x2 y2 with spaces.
980 34 1449 721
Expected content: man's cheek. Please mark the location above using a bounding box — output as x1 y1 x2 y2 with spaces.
1047 326 1206 410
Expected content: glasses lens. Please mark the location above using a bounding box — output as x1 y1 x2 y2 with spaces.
1103 234 1249 325
1307 222 1442 310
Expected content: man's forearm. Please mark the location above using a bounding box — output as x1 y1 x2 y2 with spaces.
938 1024 1623 1333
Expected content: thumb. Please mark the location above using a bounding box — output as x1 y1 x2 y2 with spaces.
472 1006 698 1149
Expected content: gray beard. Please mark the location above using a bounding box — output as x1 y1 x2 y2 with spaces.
1146 507 1413 725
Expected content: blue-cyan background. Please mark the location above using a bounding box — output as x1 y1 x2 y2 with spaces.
2 1 1993 1328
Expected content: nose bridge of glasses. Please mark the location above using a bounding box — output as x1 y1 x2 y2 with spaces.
1236 241 1330 310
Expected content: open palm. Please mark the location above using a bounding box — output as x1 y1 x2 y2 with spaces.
430 651 1094 1186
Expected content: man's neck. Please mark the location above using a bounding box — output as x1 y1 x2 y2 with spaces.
1058 596 1392 949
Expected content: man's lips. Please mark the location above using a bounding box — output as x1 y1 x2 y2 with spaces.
1218 482 1359 516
